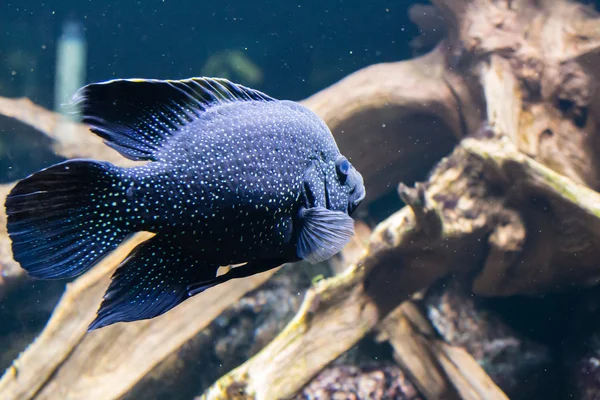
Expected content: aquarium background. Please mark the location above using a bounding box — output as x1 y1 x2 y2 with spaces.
4 0 600 399
1 0 421 109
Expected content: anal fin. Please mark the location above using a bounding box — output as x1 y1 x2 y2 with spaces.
88 235 219 331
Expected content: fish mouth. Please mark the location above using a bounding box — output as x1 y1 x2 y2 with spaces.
346 168 365 215
348 185 366 215
353 186 366 205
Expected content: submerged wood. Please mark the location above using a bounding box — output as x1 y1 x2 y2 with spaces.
202 0 600 398
376 302 509 400
204 129 600 399
416 279 557 400
2 0 600 398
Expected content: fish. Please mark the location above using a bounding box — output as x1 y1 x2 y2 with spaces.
5 77 366 331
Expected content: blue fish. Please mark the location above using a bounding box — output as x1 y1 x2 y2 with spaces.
5 77 365 330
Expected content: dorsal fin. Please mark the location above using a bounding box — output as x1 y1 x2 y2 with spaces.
72 77 275 161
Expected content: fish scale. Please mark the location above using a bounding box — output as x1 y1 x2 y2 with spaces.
126 103 316 242
4 77 366 331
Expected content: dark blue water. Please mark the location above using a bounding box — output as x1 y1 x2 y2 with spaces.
1 0 420 108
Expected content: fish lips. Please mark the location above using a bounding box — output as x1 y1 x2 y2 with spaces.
347 169 366 215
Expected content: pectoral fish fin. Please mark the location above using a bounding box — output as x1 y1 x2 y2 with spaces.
187 258 286 297
88 235 220 331
296 206 355 264
72 77 275 161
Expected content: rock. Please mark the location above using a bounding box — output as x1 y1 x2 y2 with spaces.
293 364 423 400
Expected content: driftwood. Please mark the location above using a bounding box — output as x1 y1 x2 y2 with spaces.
201 0 600 398
1 0 600 399
407 279 557 400
377 302 508 400
204 129 600 400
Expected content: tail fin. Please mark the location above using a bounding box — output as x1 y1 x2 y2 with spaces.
5 159 131 279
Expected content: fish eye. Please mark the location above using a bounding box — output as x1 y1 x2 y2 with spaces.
335 156 351 177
